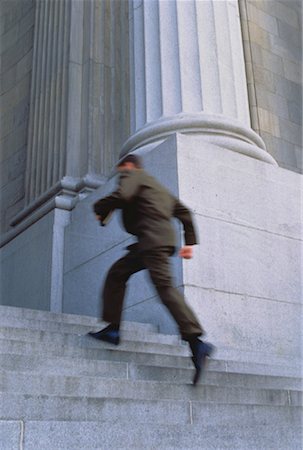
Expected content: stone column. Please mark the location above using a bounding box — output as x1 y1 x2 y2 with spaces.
11 0 128 229
123 0 277 165
3 0 129 312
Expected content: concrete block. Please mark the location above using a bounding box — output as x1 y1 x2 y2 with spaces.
283 58 302 84
0 72 31 113
191 402 302 428
0 64 17 95
0 174 25 208
174 135 302 363
0 211 54 310
0 147 26 188
1 369 300 406
256 88 289 120
261 133 300 171
1 27 34 72
0 352 128 379
275 3 301 29
0 420 21 450
127 362 301 390
0 315 171 342
0 393 190 425
295 147 303 171
16 49 33 81
259 47 284 76
177 135 301 239
0 327 187 358
257 107 281 136
20 421 303 450
253 66 276 93
288 100 302 126
0 305 157 332
279 117 302 146
269 33 302 63
0 338 192 370
186 215 300 302
271 138 300 168
247 21 271 49
185 286 301 361
0 318 180 346
0 121 28 163
247 2 279 36
274 75 302 104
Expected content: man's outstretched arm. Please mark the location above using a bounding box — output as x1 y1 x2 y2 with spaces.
173 199 198 259
93 170 139 225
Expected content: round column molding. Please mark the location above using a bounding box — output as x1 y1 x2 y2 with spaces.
121 113 277 165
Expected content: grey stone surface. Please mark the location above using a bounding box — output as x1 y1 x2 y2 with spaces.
60 135 303 367
0 0 35 233
0 304 301 449
243 0 302 172
1 368 301 406
176 135 302 363
2 333 300 379
0 394 191 425
0 304 157 332
0 316 177 344
0 327 188 358
0 337 192 370
0 352 300 390
20 421 302 450
0 420 21 450
0 212 54 310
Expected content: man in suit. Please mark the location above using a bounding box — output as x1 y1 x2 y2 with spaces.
89 154 214 384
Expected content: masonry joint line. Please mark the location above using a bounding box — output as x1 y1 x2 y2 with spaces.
287 390 292 406
189 401 194 425
19 420 25 450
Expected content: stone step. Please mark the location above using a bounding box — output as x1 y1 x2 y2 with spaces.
1 420 301 450
0 315 180 345
1 369 301 406
0 305 158 332
0 337 193 369
0 352 301 390
1 336 300 381
1 305 300 374
0 392 301 426
0 326 189 357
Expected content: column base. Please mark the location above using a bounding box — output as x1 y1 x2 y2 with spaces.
121 112 277 166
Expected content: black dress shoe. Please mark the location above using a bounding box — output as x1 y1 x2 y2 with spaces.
87 325 120 346
191 339 214 385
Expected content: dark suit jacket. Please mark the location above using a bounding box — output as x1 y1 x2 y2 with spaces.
93 169 198 251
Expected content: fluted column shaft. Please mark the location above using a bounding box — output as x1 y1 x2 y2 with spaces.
21 0 128 221
123 0 276 165
25 0 70 204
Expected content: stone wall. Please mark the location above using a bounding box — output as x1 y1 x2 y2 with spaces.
0 0 301 238
241 0 302 173
0 0 35 233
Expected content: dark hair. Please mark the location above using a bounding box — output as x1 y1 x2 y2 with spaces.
117 154 143 169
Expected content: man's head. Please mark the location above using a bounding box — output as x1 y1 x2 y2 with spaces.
117 154 142 172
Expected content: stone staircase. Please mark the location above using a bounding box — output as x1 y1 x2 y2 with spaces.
0 305 302 450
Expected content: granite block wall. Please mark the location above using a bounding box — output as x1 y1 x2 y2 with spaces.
241 0 302 173
0 0 35 233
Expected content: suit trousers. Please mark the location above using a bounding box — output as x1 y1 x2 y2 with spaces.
102 244 203 340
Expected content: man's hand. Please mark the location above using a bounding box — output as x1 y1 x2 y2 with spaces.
179 246 194 259
96 214 102 221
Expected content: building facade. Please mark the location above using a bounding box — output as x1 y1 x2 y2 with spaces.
0 0 302 368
